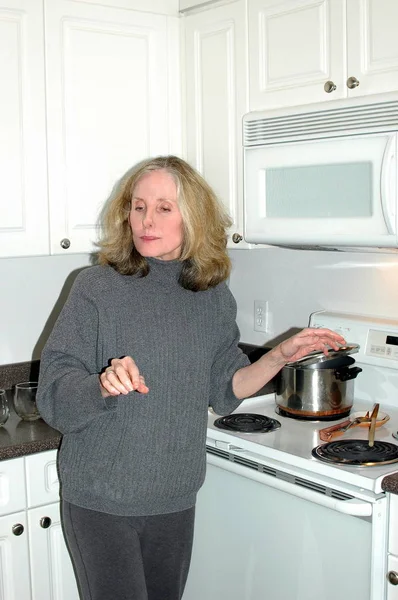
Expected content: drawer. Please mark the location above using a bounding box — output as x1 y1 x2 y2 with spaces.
25 450 59 508
0 457 26 516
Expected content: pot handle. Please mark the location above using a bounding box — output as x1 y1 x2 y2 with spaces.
334 366 363 382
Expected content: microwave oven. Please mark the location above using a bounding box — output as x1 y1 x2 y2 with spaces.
243 92 398 251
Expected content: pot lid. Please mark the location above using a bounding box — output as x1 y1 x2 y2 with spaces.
286 344 360 368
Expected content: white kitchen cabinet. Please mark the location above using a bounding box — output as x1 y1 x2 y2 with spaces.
388 494 398 599
183 0 251 248
28 502 79 600
180 0 237 11
0 0 49 258
0 0 181 258
0 454 27 516
0 511 32 599
25 450 79 600
388 554 398 600
0 450 79 600
248 0 398 111
45 0 181 255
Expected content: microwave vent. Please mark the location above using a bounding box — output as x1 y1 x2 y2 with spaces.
244 99 398 146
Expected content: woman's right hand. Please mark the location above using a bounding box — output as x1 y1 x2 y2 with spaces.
99 356 149 397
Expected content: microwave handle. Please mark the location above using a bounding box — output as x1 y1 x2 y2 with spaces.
381 134 397 235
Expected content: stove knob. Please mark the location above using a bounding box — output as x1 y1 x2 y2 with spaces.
388 571 398 585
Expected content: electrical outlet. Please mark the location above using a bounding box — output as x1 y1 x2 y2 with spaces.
254 300 269 333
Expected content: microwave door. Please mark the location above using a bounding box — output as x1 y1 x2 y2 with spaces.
381 134 397 236
244 133 398 248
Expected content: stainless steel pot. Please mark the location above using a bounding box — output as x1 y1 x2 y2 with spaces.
275 345 362 419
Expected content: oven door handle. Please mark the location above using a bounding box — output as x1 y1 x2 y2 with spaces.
206 453 373 517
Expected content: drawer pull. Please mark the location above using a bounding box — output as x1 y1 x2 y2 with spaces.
40 517 52 529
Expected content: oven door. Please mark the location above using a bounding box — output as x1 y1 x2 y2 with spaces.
183 451 388 600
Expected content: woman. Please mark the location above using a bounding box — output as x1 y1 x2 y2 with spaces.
37 155 345 600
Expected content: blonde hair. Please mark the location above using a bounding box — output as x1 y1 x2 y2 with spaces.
96 155 232 291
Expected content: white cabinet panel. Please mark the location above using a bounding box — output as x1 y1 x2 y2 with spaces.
347 0 398 98
0 0 49 258
387 554 398 600
180 0 236 10
184 0 249 247
0 511 31 599
72 0 179 13
28 502 79 600
25 450 59 508
390 494 398 555
248 0 345 110
249 0 398 111
0 458 26 517
45 0 179 254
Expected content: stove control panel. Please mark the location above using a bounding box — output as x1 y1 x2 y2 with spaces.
310 310 398 368
366 329 398 362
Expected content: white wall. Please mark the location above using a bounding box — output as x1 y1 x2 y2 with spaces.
1 247 398 365
229 247 398 347
0 254 91 364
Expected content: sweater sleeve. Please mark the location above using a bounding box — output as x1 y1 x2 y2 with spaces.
36 268 118 435
208 285 250 416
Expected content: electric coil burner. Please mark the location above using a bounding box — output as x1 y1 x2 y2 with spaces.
214 413 281 433
312 439 398 466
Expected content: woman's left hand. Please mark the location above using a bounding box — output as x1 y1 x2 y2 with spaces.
278 328 346 365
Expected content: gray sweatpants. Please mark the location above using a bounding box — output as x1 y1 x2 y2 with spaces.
61 500 195 600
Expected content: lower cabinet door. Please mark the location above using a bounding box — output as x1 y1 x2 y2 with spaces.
0 511 31 599
388 555 398 600
28 503 79 600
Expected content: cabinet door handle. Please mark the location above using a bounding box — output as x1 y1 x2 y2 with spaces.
388 571 398 585
346 76 360 89
12 523 24 536
40 516 52 529
60 238 71 249
324 80 337 93
232 233 243 244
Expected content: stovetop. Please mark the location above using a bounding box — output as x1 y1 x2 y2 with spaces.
206 311 398 495
206 394 398 495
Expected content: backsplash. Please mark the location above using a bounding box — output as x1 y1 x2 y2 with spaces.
0 360 40 391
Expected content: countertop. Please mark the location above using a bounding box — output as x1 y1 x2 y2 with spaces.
0 400 61 460
382 473 398 495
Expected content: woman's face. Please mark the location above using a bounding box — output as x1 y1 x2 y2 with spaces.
129 169 183 261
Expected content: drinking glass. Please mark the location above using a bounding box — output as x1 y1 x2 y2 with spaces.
13 382 40 421
0 390 10 426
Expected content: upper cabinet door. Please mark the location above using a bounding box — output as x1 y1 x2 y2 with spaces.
347 0 398 98
248 0 346 110
45 0 181 255
0 0 49 258
183 0 250 247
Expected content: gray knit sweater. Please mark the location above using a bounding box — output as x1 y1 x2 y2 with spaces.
37 258 249 516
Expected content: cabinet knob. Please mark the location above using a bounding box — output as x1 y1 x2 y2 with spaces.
346 76 360 89
12 523 24 536
324 81 337 93
60 238 71 250
40 516 52 529
388 571 398 585
232 233 243 244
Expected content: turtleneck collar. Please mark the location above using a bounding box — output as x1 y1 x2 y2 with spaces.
146 256 184 284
